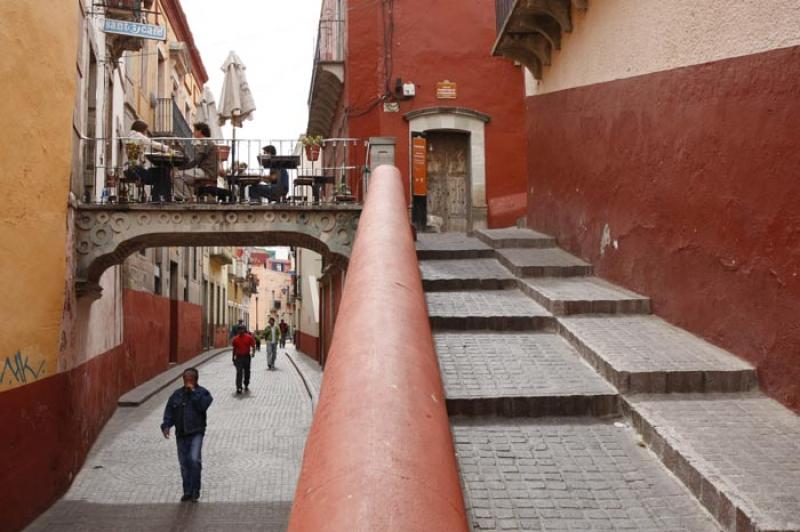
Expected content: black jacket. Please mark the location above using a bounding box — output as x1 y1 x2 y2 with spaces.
161 385 213 437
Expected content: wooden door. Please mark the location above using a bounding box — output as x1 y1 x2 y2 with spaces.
425 131 469 232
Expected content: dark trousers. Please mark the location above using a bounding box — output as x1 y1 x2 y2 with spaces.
176 433 204 498
234 355 251 390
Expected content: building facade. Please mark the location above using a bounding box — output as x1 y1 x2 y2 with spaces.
494 0 800 411
248 250 295 335
0 2 249 529
307 0 529 230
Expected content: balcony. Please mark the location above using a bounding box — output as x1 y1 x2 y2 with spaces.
210 246 233 265
492 0 587 79
307 19 345 137
232 260 248 283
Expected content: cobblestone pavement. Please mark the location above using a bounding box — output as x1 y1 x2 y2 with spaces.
435 332 615 400
558 315 755 374
497 248 593 277
27 345 319 532
426 290 552 318
416 232 495 260
453 418 721 531
627 394 800 531
520 277 651 315
475 227 556 249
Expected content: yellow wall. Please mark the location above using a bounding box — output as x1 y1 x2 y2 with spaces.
0 1 79 391
529 0 800 95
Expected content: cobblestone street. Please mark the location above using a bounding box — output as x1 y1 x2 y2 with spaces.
26 346 318 532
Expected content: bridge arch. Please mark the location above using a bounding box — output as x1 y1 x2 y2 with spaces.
74 204 361 299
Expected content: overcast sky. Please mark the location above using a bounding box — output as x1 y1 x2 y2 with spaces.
183 0 322 148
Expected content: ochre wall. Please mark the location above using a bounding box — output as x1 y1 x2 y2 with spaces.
0 1 79 392
533 0 800 95
345 0 528 227
525 46 800 411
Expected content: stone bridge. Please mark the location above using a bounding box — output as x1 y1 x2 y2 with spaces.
74 203 361 299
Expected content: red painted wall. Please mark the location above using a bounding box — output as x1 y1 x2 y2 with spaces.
296 330 320 363
343 0 528 227
123 289 170 382
176 301 203 364
213 326 228 349
525 46 800 411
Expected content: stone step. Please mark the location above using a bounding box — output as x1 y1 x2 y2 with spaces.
436 332 618 417
415 232 495 260
624 394 800 532
420 258 517 291
452 418 722 532
558 316 758 394
519 277 651 315
496 248 594 278
475 227 557 249
426 290 555 331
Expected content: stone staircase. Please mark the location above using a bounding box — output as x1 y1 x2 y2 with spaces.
417 229 800 532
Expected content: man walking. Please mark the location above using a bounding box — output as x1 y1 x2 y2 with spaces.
231 325 256 393
265 317 279 370
161 368 213 503
278 319 289 348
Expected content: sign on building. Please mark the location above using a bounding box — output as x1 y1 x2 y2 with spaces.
412 136 428 196
103 19 167 41
436 81 457 99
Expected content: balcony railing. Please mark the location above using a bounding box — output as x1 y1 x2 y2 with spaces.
210 246 233 265
308 19 345 111
495 0 515 35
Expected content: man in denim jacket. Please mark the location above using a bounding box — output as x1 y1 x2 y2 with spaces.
161 367 213 502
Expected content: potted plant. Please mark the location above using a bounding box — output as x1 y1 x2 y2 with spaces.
300 135 324 162
335 180 355 202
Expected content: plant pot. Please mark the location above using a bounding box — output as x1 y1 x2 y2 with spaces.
304 144 321 162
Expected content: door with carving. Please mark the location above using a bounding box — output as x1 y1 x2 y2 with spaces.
425 131 469 232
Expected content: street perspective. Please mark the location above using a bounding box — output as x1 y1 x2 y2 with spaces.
1 1 800 531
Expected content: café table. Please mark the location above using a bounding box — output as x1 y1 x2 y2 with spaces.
145 152 188 202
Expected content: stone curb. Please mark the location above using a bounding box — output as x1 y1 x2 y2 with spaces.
118 347 229 407
284 348 322 412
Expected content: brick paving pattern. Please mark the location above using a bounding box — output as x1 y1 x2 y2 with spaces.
497 248 593 277
520 277 651 315
426 290 554 330
435 332 615 399
420 258 516 290
453 418 721 531
475 227 556 249
416 232 494 259
558 316 757 393
27 346 320 532
626 394 800 531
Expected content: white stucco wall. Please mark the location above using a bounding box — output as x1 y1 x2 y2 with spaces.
530 0 800 95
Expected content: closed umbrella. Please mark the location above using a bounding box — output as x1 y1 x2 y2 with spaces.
218 51 256 174
197 86 223 140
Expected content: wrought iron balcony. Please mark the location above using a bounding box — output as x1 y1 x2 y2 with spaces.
210 246 234 265
493 0 588 80
307 19 345 137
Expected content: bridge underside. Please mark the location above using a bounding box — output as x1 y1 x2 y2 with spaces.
74 204 361 299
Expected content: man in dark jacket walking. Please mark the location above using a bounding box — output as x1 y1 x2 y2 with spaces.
161 367 213 502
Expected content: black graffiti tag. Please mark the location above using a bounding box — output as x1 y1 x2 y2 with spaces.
0 352 46 386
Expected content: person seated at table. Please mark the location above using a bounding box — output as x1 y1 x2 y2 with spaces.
174 122 230 202
124 120 174 200
249 145 288 203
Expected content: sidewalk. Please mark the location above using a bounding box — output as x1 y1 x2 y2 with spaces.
27 343 321 532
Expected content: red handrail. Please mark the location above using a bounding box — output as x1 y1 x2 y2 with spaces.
288 165 468 532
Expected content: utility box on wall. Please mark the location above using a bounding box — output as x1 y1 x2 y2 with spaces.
368 137 396 171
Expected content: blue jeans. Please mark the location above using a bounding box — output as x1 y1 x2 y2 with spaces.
176 433 204 497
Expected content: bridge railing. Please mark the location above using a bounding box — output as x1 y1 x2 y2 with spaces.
75 135 367 205
288 165 468 531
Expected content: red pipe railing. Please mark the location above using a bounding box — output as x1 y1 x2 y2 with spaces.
288 166 468 532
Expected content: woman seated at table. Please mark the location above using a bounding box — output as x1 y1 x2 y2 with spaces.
174 122 230 201
124 120 174 200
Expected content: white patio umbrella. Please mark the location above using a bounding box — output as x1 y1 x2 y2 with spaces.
197 86 223 140
218 51 256 172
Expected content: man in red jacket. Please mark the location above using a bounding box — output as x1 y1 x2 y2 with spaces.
231 325 255 394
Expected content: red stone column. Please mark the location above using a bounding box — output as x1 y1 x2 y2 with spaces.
289 166 468 531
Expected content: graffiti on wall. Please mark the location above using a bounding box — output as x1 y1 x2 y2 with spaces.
1 351 46 387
